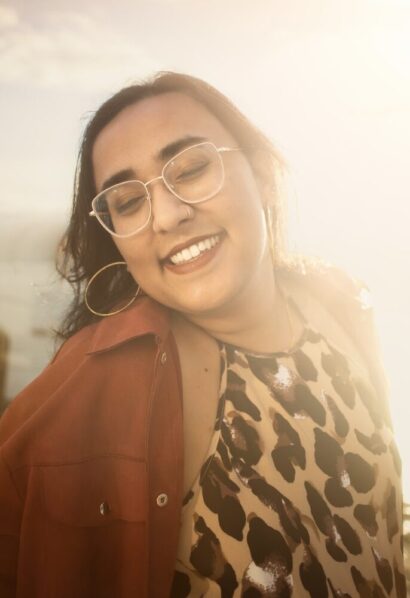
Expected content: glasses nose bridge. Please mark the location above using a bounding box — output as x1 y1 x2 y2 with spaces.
145 173 168 197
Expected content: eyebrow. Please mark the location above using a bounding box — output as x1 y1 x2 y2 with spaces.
101 169 135 191
158 135 207 161
100 135 207 191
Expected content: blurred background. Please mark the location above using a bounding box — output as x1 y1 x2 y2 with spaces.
0 0 409 581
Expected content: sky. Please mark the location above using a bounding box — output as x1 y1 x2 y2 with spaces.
0 0 409 494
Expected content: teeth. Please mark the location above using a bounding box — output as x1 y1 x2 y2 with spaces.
169 235 220 265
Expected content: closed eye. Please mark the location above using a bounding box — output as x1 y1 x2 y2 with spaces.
114 195 146 215
175 160 209 182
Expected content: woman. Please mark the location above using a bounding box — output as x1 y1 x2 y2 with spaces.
0 72 405 597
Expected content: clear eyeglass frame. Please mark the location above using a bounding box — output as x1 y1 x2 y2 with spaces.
89 141 241 238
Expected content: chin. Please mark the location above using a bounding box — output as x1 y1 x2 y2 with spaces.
170 282 245 317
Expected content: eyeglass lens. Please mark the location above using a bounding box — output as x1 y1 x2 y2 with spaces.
93 143 224 236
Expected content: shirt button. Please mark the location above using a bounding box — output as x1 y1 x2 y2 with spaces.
99 501 110 516
156 493 168 507
160 351 167 365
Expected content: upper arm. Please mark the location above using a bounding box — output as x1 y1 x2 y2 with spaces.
0 451 21 597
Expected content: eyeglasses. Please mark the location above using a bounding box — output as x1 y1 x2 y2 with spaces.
89 141 240 238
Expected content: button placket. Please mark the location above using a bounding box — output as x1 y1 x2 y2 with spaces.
156 493 168 507
99 501 110 516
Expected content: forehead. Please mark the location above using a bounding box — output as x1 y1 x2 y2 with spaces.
92 92 236 189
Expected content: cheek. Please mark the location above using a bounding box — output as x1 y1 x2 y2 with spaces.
113 237 154 280
225 173 266 232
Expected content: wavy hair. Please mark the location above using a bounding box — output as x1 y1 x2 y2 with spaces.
57 72 287 339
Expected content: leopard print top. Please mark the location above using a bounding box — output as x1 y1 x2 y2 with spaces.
171 314 405 597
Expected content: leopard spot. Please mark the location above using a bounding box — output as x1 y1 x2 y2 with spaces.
305 481 332 536
299 546 328 597
191 516 219 577
345 452 375 493
226 370 261 421
247 515 292 573
217 439 232 471
294 383 326 425
236 460 309 545
353 504 378 537
217 563 238 598
321 347 349 378
182 489 194 506
325 538 347 562
306 328 322 343
170 571 191 598
354 429 386 455
219 494 247 541
354 378 382 429
246 354 279 385
225 345 249 368
327 578 353 597
394 562 407 598
314 428 343 477
221 414 262 466
214 391 226 431
292 349 318 381
191 514 239 596
351 566 385 598
321 349 355 408
325 394 349 437
271 413 306 482
305 482 347 563
333 515 362 555
372 548 393 593
332 376 356 409
325 478 353 508
384 484 399 542
201 457 246 540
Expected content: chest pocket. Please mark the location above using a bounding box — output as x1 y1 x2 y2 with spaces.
41 457 147 527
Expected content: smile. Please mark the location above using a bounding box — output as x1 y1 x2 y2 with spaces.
168 235 221 265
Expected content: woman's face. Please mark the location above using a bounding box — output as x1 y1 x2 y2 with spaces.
92 92 271 317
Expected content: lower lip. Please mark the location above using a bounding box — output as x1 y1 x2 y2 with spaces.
163 236 224 275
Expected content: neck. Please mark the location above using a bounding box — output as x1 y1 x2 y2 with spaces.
183 258 296 354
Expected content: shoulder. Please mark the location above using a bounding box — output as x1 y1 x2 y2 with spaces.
278 259 372 331
278 258 392 425
0 296 172 446
279 257 369 296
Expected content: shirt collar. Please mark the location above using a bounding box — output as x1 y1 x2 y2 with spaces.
87 295 171 354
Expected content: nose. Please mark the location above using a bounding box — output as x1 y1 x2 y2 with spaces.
149 179 194 233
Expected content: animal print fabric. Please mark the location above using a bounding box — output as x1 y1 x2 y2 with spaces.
171 319 405 597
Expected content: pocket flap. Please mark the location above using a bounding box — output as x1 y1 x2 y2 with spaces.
42 458 147 527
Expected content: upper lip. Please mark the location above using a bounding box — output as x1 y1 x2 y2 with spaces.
161 233 223 262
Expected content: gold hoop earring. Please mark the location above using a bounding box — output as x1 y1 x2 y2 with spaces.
84 261 140 317
264 205 275 265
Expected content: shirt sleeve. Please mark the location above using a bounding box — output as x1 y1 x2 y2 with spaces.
0 450 20 597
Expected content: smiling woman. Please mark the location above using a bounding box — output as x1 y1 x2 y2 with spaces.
0 72 406 597
59 73 286 338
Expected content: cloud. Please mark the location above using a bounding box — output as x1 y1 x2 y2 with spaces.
0 4 19 27
0 6 160 91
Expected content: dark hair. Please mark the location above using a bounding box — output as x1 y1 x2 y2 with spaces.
57 71 287 339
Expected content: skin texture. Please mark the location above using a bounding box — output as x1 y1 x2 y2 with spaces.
92 92 296 353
